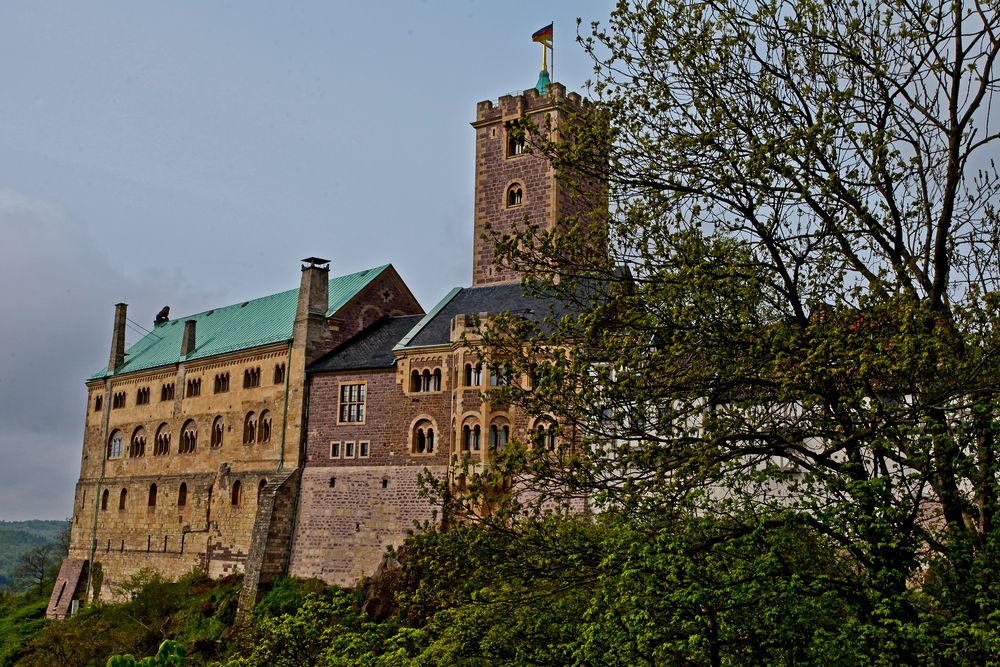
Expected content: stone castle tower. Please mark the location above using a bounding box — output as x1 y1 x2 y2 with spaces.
471 82 596 286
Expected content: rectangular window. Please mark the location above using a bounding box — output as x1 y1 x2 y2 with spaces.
338 383 366 423
345 441 356 458
330 441 341 458
359 441 370 458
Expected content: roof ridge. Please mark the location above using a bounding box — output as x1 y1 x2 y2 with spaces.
393 287 463 351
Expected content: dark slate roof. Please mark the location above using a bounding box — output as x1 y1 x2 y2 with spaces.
309 315 424 373
396 283 573 350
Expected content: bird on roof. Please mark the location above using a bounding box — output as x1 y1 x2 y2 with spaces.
154 306 170 326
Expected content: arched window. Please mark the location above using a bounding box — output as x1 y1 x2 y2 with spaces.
464 363 473 386
258 479 268 501
462 422 482 453
107 430 124 459
118 488 127 510
473 363 483 386
177 482 187 507
534 422 558 451
421 369 432 392
244 367 261 388
273 363 286 384
489 419 510 451
211 416 224 449
506 183 524 207
258 410 272 443
129 427 146 458
231 480 243 506
180 420 197 453
154 423 170 456
412 419 435 454
243 411 256 445
101 489 109 511
410 370 421 392
432 369 442 391
148 483 157 507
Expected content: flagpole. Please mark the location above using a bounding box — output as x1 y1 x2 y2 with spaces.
550 21 554 83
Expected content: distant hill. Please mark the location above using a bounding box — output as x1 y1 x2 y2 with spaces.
0 520 70 587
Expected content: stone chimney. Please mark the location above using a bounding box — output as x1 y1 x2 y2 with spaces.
181 320 197 357
108 303 127 372
293 257 333 363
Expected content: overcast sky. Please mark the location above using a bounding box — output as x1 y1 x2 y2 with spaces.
0 2 613 520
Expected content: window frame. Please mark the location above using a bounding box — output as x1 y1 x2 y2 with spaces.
337 381 367 425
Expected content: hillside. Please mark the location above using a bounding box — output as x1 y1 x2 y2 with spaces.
0 521 69 589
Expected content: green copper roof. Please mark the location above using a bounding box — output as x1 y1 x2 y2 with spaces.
90 265 391 381
535 68 551 95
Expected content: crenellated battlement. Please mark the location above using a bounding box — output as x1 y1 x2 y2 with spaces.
474 82 584 125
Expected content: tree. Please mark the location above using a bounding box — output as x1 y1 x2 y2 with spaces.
14 544 55 596
465 0 1000 663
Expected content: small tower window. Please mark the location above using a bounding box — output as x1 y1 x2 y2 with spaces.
118 488 128 511
177 482 187 507
243 412 257 444
258 410 272 443
101 489 109 511
231 480 243 506
506 122 525 157
506 183 524 208
211 416 224 448
148 483 157 507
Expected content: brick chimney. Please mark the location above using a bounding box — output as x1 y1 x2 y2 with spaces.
181 320 197 357
108 303 127 372
293 257 333 363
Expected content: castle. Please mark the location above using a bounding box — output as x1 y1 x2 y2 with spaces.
47 77 599 620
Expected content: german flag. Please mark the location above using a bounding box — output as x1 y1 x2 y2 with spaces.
532 23 553 47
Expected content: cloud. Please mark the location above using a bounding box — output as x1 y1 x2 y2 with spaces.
0 189 218 519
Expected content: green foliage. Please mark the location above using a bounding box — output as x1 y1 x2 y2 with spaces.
107 639 186 666
0 596 48 667
11 571 239 666
221 588 401 667
467 0 1000 663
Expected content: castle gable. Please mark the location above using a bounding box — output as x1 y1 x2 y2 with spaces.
309 315 423 373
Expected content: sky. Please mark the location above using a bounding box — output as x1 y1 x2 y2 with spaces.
0 1 614 521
